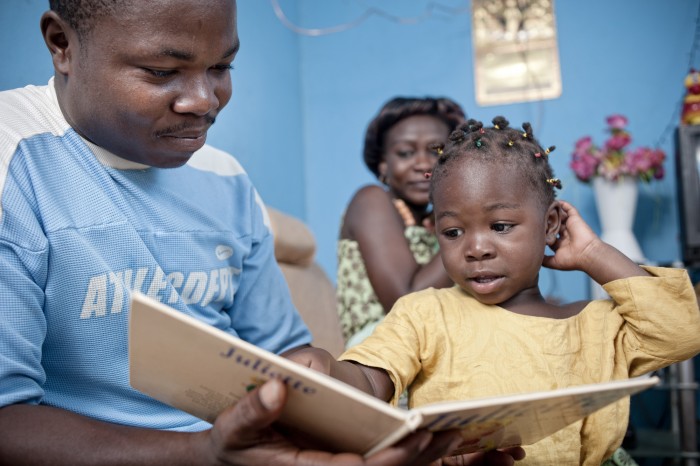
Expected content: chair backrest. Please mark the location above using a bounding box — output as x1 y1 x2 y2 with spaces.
267 206 345 358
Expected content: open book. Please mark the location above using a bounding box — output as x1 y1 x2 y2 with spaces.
128 292 658 456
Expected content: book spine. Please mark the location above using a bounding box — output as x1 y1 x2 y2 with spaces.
363 411 424 457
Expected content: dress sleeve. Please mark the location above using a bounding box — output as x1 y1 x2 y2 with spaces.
604 266 700 376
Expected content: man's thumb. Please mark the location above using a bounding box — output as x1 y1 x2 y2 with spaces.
258 379 285 411
226 378 287 436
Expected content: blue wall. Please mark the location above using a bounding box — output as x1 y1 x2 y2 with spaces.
296 0 698 303
1 0 698 303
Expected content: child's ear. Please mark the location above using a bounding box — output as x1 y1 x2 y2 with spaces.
544 201 562 246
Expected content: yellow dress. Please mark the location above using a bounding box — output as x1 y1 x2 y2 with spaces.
341 267 700 465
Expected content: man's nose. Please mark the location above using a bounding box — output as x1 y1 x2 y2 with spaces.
173 76 219 116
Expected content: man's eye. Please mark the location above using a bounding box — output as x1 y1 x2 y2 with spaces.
144 68 176 78
492 223 514 233
213 63 234 72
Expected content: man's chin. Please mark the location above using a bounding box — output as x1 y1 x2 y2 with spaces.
151 153 195 169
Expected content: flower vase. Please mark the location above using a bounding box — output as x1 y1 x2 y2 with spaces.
592 177 646 263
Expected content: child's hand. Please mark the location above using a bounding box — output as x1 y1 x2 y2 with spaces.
542 200 602 272
543 200 649 285
282 345 334 375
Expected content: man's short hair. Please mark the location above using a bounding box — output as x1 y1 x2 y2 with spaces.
49 0 126 38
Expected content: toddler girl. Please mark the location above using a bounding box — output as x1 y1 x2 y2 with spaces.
328 117 700 464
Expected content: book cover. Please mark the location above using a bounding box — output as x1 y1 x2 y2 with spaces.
128 292 658 456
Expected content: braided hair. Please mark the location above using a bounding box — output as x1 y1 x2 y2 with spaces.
429 116 561 210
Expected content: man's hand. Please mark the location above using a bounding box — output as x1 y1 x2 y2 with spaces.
431 447 526 466
205 379 525 465
206 378 442 465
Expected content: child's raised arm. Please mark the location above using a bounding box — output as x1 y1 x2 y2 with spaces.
542 200 650 286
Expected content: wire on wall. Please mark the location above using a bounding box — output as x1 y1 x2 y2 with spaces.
270 0 470 37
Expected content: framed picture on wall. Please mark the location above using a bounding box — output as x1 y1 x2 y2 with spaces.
471 0 562 106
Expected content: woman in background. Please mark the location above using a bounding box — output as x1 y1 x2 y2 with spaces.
337 96 466 347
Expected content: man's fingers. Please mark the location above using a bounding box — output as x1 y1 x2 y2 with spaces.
409 430 463 466
221 379 287 446
366 431 433 466
480 446 526 465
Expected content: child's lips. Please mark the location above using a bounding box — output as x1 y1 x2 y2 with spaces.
467 274 504 294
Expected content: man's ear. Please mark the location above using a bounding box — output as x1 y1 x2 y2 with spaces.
544 200 562 246
40 11 75 76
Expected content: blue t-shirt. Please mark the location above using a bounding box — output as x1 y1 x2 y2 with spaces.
0 80 311 431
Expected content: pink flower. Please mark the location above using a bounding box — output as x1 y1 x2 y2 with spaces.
570 158 597 181
606 114 628 129
575 136 593 152
605 133 631 151
570 115 665 184
654 165 665 180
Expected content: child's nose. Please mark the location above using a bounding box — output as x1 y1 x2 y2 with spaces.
464 233 495 260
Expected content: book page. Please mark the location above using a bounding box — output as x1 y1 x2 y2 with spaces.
415 376 658 453
128 293 410 454
129 292 658 456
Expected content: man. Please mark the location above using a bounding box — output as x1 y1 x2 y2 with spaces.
0 1 523 464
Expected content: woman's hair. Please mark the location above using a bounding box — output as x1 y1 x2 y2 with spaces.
363 97 466 178
429 116 561 209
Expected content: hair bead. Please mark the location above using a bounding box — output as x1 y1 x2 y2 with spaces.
546 178 562 189
431 115 560 208
492 116 510 130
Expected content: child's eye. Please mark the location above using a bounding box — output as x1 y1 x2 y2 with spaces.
442 228 463 239
396 150 414 158
492 223 514 233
